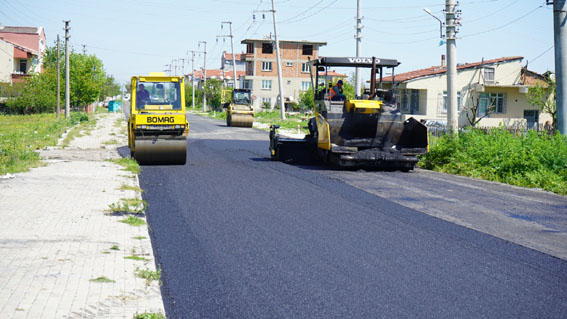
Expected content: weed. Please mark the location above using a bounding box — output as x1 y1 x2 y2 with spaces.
118 216 146 227
119 184 143 193
108 198 147 215
135 267 161 285
110 245 120 250
125 255 149 262
110 157 140 174
89 276 115 283
133 312 166 319
133 236 147 240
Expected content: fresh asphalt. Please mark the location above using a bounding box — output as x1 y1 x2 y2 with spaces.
138 113 567 318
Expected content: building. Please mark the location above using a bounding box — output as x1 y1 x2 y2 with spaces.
220 51 246 85
383 56 551 130
240 38 326 110
0 26 46 84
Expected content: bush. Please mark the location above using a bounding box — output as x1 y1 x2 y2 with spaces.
419 128 567 195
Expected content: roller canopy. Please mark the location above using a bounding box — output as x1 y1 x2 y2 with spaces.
308 57 400 68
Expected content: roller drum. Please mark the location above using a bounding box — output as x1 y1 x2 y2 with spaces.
230 113 254 128
133 136 187 165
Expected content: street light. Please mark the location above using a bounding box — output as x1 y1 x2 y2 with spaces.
424 8 444 40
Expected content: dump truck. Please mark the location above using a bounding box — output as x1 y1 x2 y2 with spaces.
128 73 188 165
269 57 428 171
222 88 254 127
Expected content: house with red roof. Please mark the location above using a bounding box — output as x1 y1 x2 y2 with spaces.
0 26 46 84
382 56 550 130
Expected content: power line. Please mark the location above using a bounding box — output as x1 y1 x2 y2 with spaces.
461 3 546 39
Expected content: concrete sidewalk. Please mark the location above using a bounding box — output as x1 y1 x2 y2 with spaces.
0 112 164 318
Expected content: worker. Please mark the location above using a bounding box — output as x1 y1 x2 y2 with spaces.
136 84 150 107
329 79 346 101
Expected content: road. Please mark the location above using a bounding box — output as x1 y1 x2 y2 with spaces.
138 113 567 318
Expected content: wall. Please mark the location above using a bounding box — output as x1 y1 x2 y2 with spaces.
0 40 14 83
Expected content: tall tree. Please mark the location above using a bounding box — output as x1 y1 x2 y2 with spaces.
528 77 556 131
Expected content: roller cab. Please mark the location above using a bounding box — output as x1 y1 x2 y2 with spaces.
223 89 254 128
269 56 428 171
128 73 189 165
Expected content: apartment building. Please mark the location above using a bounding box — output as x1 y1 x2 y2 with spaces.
240 38 326 109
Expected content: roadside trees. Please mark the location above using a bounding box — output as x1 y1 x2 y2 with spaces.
528 77 556 132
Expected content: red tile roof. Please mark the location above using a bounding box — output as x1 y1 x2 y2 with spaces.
383 56 523 82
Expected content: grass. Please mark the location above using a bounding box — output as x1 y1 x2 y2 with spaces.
108 197 147 214
89 276 115 283
419 129 567 195
125 255 149 262
119 184 143 193
135 267 161 285
132 236 147 240
118 216 146 227
102 139 118 145
110 245 120 250
0 112 88 175
133 312 166 319
110 157 140 175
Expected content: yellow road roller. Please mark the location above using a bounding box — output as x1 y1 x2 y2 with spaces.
128 73 189 165
222 89 254 127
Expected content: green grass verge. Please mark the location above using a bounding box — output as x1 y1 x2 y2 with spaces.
419 129 567 195
110 157 140 175
0 112 89 175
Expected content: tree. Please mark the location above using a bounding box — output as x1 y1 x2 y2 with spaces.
204 79 224 110
528 77 556 131
463 90 497 127
69 52 105 107
298 86 314 110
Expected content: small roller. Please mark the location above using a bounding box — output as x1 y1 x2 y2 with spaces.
230 113 254 128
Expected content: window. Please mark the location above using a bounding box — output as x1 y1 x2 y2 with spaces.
301 63 310 73
301 81 312 91
399 89 420 113
484 68 495 84
262 43 273 54
262 80 272 90
302 45 313 56
247 43 254 54
19 59 27 74
286 62 293 67
242 80 253 90
262 61 272 71
442 91 462 113
479 92 505 115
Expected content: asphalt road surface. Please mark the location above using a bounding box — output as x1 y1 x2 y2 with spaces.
138 113 567 318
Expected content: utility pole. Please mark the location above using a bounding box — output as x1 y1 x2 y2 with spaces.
355 0 362 97
187 50 200 110
553 0 567 135
171 59 177 76
178 58 186 80
445 0 459 133
218 21 239 89
64 20 70 119
56 34 61 120
271 0 286 119
199 41 207 112
82 44 86 55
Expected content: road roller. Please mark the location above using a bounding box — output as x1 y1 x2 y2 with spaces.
128 73 189 165
269 56 428 171
222 89 254 127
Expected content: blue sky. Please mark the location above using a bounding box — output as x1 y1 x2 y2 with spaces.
0 0 554 85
